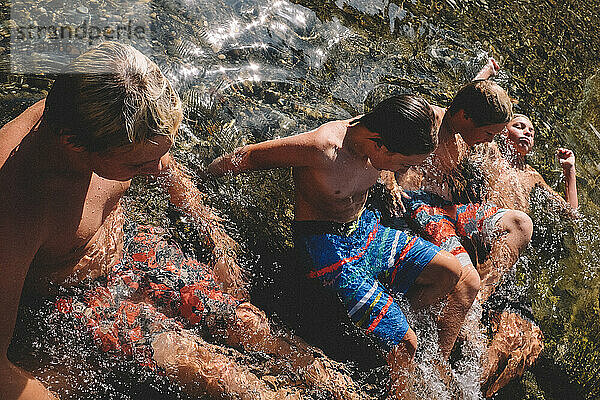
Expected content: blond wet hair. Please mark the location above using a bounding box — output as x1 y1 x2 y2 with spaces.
43 41 182 152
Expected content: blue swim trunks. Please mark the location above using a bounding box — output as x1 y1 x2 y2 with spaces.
293 208 440 351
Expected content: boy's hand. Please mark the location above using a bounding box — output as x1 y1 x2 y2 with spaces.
390 184 410 215
151 152 174 178
556 148 575 171
474 58 500 80
380 170 410 216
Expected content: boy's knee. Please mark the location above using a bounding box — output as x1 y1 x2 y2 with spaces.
235 302 270 332
499 210 533 250
151 331 207 373
462 264 481 299
399 327 418 358
435 251 463 289
229 302 272 348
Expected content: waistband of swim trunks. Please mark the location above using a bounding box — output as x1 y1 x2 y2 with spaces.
292 208 367 237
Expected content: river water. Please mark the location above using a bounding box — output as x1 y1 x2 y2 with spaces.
1 0 600 399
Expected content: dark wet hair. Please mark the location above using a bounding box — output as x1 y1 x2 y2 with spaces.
357 94 436 156
447 80 513 127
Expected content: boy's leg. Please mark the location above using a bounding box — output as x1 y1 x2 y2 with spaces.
295 209 457 397
222 302 367 400
480 310 543 397
477 210 532 302
405 194 532 350
177 263 367 399
406 250 480 359
406 194 532 302
381 196 479 361
299 243 421 397
387 327 418 399
59 293 295 399
330 271 421 398
400 199 482 359
453 206 533 302
133 224 365 400
80 225 303 399
151 330 300 400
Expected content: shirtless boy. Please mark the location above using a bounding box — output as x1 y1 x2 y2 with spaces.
208 94 481 397
474 113 578 397
391 79 534 302
0 42 365 400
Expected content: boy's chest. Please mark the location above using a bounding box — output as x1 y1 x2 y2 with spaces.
311 161 379 200
36 177 130 268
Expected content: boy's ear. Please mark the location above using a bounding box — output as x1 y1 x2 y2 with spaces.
458 109 471 121
59 131 86 153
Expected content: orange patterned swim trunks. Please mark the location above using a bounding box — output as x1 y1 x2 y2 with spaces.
56 225 239 370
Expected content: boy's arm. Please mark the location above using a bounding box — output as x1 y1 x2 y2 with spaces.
0 207 58 399
531 148 579 216
157 154 247 299
474 58 500 81
557 148 578 210
0 364 59 400
528 167 578 218
207 129 330 177
379 170 410 215
0 99 46 165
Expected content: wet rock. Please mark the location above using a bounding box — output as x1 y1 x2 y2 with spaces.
76 6 89 14
4 20 18 29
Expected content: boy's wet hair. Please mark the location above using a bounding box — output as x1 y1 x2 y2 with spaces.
357 94 436 156
43 41 182 153
447 80 512 127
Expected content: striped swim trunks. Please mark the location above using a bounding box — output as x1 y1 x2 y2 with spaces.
403 190 507 267
293 208 440 351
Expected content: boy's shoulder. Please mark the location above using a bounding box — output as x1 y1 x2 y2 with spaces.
305 119 351 152
0 99 46 165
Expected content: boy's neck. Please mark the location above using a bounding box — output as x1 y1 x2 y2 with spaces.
503 143 528 171
433 114 462 171
344 123 371 161
438 112 458 145
31 122 93 179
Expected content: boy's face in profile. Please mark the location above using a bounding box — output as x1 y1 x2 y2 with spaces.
88 134 174 181
368 141 430 173
461 120 507 147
